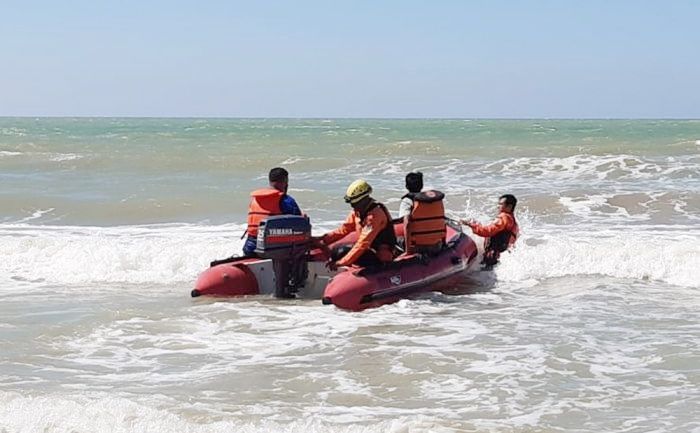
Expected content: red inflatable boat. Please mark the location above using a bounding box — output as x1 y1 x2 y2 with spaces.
192 216 479 311
321 223 478 310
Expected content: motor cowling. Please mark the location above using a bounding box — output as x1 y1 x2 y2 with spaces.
255 215 312 297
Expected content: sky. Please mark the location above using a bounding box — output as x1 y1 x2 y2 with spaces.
1 0 699 118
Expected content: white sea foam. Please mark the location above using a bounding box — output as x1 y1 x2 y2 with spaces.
490 226 700 289
14 208 55 223
0 127 27 136
311 154 699 204
282 156 303 164
288 188 316 192
0 223 245 287
0 150 23 156
556 193 656 222
490 154 696 182
11 289 697 431
0 150 84 161
559 194 630 218
1 222 698 289
0 392 459 433
49 152 83 162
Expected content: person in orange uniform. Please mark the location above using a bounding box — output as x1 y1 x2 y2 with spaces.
320 180 396 270
243 167 302 256
461 194 519 268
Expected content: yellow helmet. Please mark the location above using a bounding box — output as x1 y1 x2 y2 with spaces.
344 179 372 204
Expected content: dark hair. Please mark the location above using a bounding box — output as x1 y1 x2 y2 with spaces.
500 194 517 210
405 172 423 193
268 167 289 183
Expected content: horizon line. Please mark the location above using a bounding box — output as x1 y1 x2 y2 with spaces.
1 115 699 121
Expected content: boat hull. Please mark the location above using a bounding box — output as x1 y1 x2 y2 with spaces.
322 232 478 311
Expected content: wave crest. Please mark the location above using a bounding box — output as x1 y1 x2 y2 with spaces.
493 228 700 288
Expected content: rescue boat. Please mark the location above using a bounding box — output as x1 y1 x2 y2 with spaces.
321 221 478 311
192 215 479 310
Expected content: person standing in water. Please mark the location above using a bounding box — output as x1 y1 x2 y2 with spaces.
461 194 519 268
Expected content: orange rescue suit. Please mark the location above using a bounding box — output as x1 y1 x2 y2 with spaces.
246 188 284 237
405 190 446 252
322 201 395 267
469 211 519 251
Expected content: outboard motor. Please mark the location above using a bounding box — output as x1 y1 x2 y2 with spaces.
255 215 312 298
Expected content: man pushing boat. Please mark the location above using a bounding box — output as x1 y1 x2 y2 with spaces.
461 194 519 268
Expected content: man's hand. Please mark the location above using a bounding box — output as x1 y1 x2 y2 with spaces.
325 259 339 271
460 218 476 227
313 237 332 257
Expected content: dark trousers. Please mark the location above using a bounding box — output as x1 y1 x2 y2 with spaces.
481 248 500 269
242 235 258 257
331 245 382 267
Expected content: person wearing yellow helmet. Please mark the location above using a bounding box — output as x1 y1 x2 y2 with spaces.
319 180 397 270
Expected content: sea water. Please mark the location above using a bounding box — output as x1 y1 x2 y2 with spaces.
1 118 699 432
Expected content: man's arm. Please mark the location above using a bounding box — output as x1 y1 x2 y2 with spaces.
280 195 302 215
398 197 413 218
336 208 386 267
322 212 356 245
467 215 508 238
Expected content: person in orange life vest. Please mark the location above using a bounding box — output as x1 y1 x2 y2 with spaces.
243 167 302 256
320 180 397 271
460 194 519 267
398 172 447 255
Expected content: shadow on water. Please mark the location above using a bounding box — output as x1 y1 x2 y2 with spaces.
431 269 498 302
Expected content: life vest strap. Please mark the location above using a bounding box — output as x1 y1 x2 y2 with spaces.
410 215 444 222
411 228 447 236
364 201 397 254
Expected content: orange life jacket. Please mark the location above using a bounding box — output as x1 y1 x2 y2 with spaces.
363 201 397 261
482 212 519 268
246 188 284 237
405 190 446 252
486 212 519 253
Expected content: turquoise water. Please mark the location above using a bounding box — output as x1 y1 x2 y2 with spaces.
1 118 699 433
1 118 699 225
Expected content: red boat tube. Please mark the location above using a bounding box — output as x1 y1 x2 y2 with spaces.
321 225 478 311
191 257 261 297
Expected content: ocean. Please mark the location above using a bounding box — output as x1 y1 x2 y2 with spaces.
1 118 699 432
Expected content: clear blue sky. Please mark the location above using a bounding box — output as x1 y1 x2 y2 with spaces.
1 1 698 118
